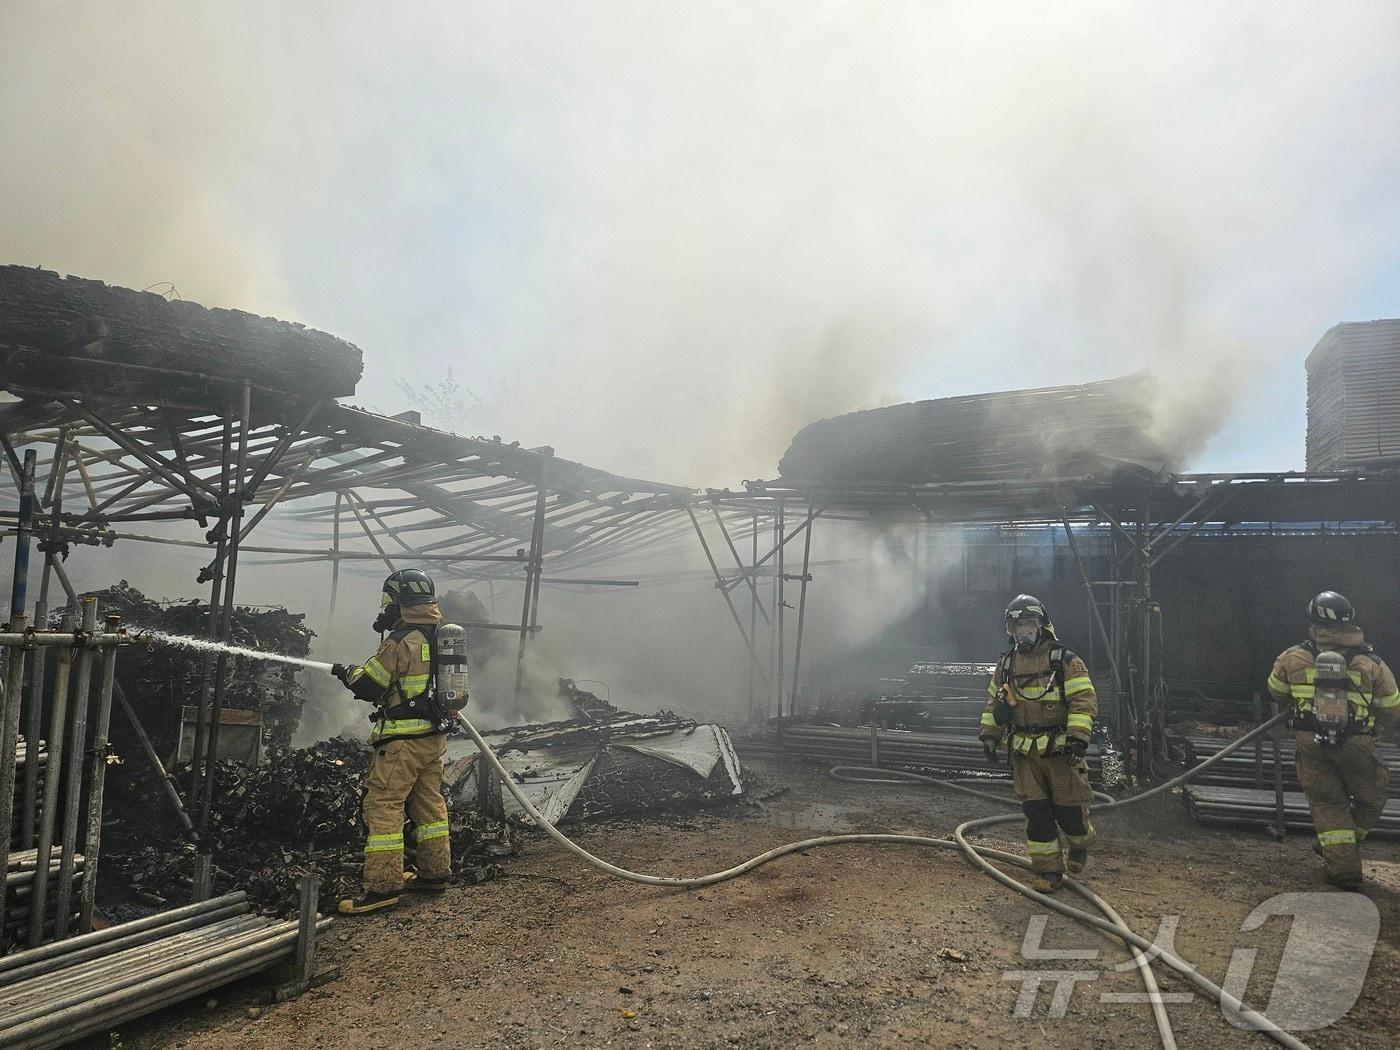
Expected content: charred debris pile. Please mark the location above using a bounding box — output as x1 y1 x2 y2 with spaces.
84 581 313 754
101 736 509 916
100 648 741 916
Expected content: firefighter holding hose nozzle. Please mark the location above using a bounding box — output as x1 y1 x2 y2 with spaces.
978 595 1098 893
1267 591 1400 891
329 568 471 915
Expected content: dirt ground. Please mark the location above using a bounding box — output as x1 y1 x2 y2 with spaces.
115 752 1400 1049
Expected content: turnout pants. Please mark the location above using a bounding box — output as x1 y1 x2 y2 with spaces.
1011 740 1096 875
1295 731 1390 881
361 733 451 894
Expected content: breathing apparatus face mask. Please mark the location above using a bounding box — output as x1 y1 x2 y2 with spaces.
1009 619 1042 653
372 590 398 634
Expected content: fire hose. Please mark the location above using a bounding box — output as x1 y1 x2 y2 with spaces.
455 709 1307 1050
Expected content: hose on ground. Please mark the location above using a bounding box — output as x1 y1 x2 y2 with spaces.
454 709 1302 1050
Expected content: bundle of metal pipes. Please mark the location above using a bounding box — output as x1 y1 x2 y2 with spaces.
867 696 996 735
0 599 128 950
777 724 1107 784
1183 784 1400 838
0 887 331 1049
8 741 43 853
1181 735 1400 796
5 849 83 942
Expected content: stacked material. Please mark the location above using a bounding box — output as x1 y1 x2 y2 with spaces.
4 850 83 944
777 373 1171 484
1179 732 1400 837
867 698 988 735
776 724 1114 788
0 265 363 399
0 892 328 1049
80 582 314 755
1183 786 1400 839
1305 319 1400 470
1181 735 1400 795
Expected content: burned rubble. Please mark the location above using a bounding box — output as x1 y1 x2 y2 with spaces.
96 660 742 918
77 581 314 755
100 735 512 917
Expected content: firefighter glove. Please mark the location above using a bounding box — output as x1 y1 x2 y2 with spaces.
331 662 351 685
1063 736 1089 760
981 738 1000 765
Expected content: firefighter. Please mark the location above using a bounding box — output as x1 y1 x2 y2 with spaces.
330 568 453 914
978 595 1098 893
1267 592 1400 890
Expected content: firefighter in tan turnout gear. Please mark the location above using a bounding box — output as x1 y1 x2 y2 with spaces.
1267 591 1400 891
331 569 456 914
979 595 1098 893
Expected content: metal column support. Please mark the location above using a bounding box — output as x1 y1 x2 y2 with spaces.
9 449 37 618
1060 513 1123 699
709 506 770 626
746 513 759 725
189 414 234 820
787 504 816 718
55 598 98 939
685 505 771 693
21 598 46 847
328 493 343 626
0 612 30 927
80 621 119 931
28 614 73 946
526 455 552 637
774 500 785 720
514 454 550 697
201 383 252 835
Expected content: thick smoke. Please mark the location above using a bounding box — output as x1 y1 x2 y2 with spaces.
5 3 1400 729
5 3 1400 483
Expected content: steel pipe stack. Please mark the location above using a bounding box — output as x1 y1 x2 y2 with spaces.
0 890 331 1049
2 600 130 949
1184 785 1400 838
1182 735 1400 796
778 724 1107 785
4 849 83 941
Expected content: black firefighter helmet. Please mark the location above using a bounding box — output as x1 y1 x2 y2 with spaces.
1308 591 1355 627
374 568 437 632
1005 594 1049 652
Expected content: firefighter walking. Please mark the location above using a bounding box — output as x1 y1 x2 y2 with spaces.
1267 591 1400 890
978 595 1098 893
331 568 455 914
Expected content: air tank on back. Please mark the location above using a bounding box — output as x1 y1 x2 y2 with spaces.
435 622 470 713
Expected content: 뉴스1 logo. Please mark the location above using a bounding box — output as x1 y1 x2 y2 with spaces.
1002 892 1379 1031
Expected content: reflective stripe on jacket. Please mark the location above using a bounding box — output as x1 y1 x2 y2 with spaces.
345 603 445 742
980 635 1097 745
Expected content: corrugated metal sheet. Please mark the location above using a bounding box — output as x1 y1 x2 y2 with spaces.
1306 319 1400 470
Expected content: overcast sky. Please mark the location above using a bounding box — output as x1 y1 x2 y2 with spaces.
4 1 1399 486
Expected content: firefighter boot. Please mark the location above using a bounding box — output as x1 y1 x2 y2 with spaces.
337 890 401 915
1066 848 1089 875
402 871 449 894
1323 870 1364 891
1031 872 1064 894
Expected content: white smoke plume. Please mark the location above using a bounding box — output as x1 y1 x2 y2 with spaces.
5 3 1400 729
5 3 1399 484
